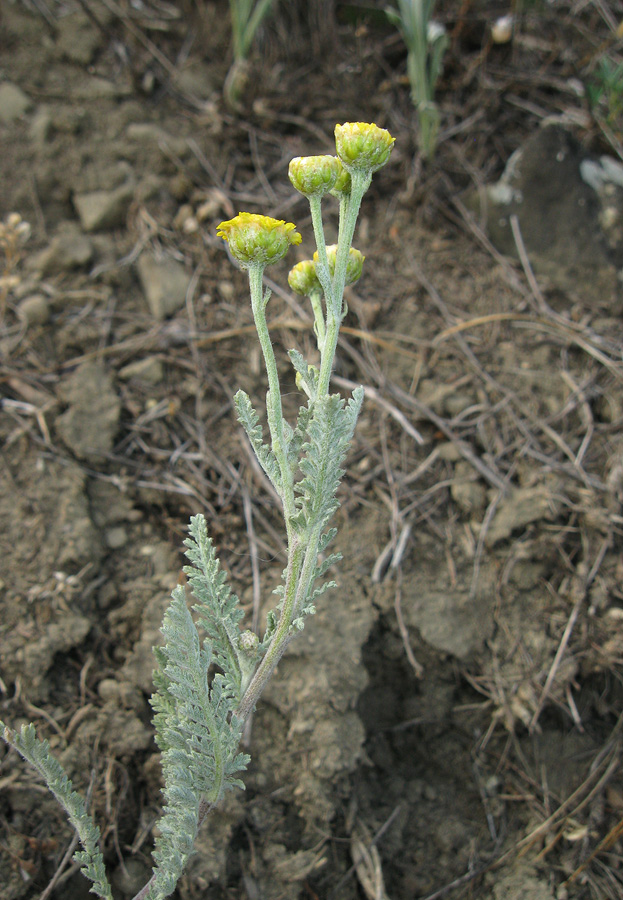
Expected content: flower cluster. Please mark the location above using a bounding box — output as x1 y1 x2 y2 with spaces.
216 123 392 281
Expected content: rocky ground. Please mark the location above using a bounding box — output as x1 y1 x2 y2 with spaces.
1 2 623 899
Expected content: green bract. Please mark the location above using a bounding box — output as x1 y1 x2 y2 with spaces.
288 155 340 198
217 212 302 268
314 244 365 286
334 122 395 174
330 159 352 198
288 260 322 297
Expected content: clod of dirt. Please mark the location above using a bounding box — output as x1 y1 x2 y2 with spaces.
184 791 246 889
118 589 172 693
136 253 192 319
118 356 165 384
56 361 121 460
30 222 93 276
125 123 190 160
111 857 152 896
262 844 325 884
55 9 103 66
20 614 92 699
488 862 556 899
0 82 32 123
451 459 487 517
73 178 136 233
484 486 559 547
396 532 497 659
73 705 152 756
17 293 50 326
0 442 103 701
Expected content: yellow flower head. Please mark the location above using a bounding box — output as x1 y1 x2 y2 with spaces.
334 122 395 174
288 156 340 198
216 212 302 268
314 244 365 286
288 260 321 297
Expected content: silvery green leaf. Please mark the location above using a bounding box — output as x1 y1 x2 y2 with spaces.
0 722 112 900
234 389 282 492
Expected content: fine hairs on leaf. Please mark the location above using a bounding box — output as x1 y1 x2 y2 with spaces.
148 586 249 900
295 388 364 533
0 722 113 900
182 514 250 702
234 389 282 493
0 122 395 900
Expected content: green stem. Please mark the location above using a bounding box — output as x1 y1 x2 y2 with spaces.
316 311 340 400
316 169 370 398
235 539 304 721
247 264 295 524
308 288 326 351
308 195 334 312
331 170 370 317
292 522 323 620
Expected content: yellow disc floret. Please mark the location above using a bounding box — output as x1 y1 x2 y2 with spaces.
217 212 302 268
334 122 395 174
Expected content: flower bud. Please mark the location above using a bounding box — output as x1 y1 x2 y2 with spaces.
216 212 301 268
314 244 365 285
330 158 352 198
288 259 321 296
335 122 395 174
288 155 340 198
239 630 259 653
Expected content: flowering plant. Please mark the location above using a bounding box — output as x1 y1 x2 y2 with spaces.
0 122 394 900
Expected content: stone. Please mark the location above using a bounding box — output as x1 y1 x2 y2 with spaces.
73 179 135 232
119 356 164 383
137 253 191 319
105 526 127 550
451 461 487 516
31 222 93 274
17 294 50 326
56 361 121 460
55 11 102 65
112 859 151 896
29 106 53 146
0 83 32 123
73 77 125 100
174 60 216 99
125 122 188 158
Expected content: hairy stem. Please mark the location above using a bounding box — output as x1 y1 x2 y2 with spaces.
316 170 370 398
248 264 295 524
308 194 334 311
235 539 304 721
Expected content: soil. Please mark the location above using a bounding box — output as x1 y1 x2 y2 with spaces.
1 2 623 900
